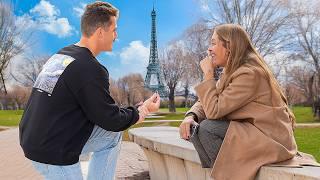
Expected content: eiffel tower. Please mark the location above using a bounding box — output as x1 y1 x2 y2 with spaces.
144 6 167 97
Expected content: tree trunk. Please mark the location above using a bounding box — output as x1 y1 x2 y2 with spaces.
168 88 176 113
308 74 314 106
184 83 189 108
316 73 320 120
0 73 7 94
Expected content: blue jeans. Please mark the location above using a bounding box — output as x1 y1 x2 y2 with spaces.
31 125 122 180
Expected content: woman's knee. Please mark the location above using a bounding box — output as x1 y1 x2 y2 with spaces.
199 119 229 138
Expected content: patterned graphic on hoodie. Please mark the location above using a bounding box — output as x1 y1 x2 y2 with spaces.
34 54 75 94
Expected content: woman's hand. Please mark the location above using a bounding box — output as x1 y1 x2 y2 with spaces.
179 116 199 140
200 55 217 80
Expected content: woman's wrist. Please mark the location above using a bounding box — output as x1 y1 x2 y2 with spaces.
204 71 214 80
185 112 199 123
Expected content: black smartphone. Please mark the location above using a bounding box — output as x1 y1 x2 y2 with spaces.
189 123 199 140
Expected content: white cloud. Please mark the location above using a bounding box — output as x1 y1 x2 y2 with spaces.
16 0 73 38
30 0 59 17
16 14 37 29
120 41 149 65
103 41 150 79
42 17 73 37
73 3 86 17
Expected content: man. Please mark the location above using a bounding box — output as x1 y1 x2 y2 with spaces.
19 2 160 180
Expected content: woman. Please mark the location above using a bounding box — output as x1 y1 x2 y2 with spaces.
179 24 318 180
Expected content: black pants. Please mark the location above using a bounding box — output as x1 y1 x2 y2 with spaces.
189 119 230 168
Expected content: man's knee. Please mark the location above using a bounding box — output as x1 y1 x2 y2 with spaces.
105 131 122 148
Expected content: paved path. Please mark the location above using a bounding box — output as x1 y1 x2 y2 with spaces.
0 128 149 180
295 123 320 128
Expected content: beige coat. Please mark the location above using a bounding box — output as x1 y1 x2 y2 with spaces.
187 64 319 180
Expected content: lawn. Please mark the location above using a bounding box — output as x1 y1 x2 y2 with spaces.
294 127 320 162
0 110 23 126
158 107 190 113
1 106 318 126
292 106 319 123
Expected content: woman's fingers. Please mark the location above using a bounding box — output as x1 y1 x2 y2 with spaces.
185 122 190 139
179 122 190 140
179 117 196 140
179 123 184 138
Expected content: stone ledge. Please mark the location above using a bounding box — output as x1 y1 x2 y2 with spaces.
129 126 320 180
257 166 320 180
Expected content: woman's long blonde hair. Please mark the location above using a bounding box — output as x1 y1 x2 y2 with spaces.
214 24 295 127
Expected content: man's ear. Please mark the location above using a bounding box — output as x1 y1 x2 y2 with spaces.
96 27 103 38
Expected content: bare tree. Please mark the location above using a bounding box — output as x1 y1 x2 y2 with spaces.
10 55 48 87
109 78 122 105
160 42 187 112
202 0 292 57
294 8 320 86
0 2 30 94
182 21 212 82
282 82 305 106
286 66 315 104
180 52 198 107
7 85 31 109
287 0 320 117
110 74 151 107
121 74 149 106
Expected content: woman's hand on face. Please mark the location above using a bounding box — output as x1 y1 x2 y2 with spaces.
179 116 198 140
200 55 217 80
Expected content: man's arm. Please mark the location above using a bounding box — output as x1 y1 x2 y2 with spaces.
75 77 139 132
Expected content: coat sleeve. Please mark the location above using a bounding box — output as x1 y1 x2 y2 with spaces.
195 67 259 119
186 101 207 122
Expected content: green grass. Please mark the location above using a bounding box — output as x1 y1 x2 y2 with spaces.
292 106 319 123
294 127 320 162
1 106 317 127
158 107 190 113
0 110 23 126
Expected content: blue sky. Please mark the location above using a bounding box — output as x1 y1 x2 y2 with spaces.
10 0 206 79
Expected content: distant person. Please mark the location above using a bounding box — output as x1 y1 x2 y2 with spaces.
19 2 160 180
179 24 319 180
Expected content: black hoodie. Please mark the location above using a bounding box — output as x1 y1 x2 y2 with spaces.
19 45 139 165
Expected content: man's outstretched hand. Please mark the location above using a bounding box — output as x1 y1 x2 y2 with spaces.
136 93 161 124
143 93 161 113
